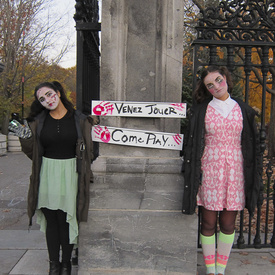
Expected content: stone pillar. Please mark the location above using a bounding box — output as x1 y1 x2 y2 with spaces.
99 0 183 159
78 1 198 274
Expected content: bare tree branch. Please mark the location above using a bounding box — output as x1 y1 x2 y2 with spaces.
0 0 74 102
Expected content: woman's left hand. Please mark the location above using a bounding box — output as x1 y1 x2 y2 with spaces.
8 119 32 139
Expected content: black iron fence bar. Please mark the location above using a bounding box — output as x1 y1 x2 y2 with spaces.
254 193 263 248
75 22 101 31
271 179 275 248
265 162 273 244
248 215 252 246
237 211 245 248
244 46 252 103
227 46 235 73
196 208 202 249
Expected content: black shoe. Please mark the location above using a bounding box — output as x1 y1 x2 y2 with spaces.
49 261 60 275
60 261 72 275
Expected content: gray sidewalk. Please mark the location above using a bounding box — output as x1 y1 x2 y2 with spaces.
1 229 275 275
0 229 78 274
1 152 275 274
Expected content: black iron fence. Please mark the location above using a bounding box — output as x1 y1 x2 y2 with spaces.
235 159 275 249
74 0 101 160
74 0 101 115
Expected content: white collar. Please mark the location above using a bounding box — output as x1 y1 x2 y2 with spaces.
209 96 237 118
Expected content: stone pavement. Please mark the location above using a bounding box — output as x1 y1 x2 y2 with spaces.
0 229 78 275
1 152 275 274
1 229 275 275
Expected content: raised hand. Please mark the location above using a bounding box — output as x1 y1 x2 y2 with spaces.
8 119 32 139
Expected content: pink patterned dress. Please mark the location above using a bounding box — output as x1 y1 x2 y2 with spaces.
197 102 245 211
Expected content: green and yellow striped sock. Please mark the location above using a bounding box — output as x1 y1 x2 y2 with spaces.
216 231 235 275
200 233 215 274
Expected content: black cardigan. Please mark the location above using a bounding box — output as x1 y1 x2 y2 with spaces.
182 97 262 215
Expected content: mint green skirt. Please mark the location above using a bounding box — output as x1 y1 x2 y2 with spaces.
36 157 78 244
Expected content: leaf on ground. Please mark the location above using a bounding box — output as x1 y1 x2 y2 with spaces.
269 259 275 264
2 209 11 212
239 251 249 256
241 260 251 264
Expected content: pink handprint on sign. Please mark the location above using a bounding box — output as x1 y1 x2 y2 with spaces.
93 101 114 116
170 103 186 112
172 134 182 145
94 125 111 143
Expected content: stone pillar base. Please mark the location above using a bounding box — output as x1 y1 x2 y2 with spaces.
78 156 198 275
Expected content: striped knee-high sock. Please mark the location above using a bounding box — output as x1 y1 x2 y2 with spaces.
216 231 235 275
200 233 215 274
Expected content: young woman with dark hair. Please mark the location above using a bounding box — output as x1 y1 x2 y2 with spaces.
9 81 97 275
182 66 262 275
27 81 75 121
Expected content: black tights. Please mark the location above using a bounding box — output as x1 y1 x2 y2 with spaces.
41 208 74 262
200 207 237 236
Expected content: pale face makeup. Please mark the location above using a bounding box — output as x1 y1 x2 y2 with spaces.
204 72 229 101
37 87 60 110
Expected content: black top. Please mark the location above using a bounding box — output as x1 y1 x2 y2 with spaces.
40 112 78 159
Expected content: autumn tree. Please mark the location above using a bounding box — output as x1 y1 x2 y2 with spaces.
21 64 76 117
0 0 73 123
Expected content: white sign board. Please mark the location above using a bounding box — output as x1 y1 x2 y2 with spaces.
92 125 183 150
91 100 186 118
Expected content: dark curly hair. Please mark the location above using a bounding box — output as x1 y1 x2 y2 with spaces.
194 66 233 104
27 81 74 120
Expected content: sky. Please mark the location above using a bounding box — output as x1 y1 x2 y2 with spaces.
49 0 77 68
46 0 102 69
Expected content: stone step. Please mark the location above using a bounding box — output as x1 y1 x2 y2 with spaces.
0 133 7 156
90 173 184 211
79 210 197 275
79 161 197 275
